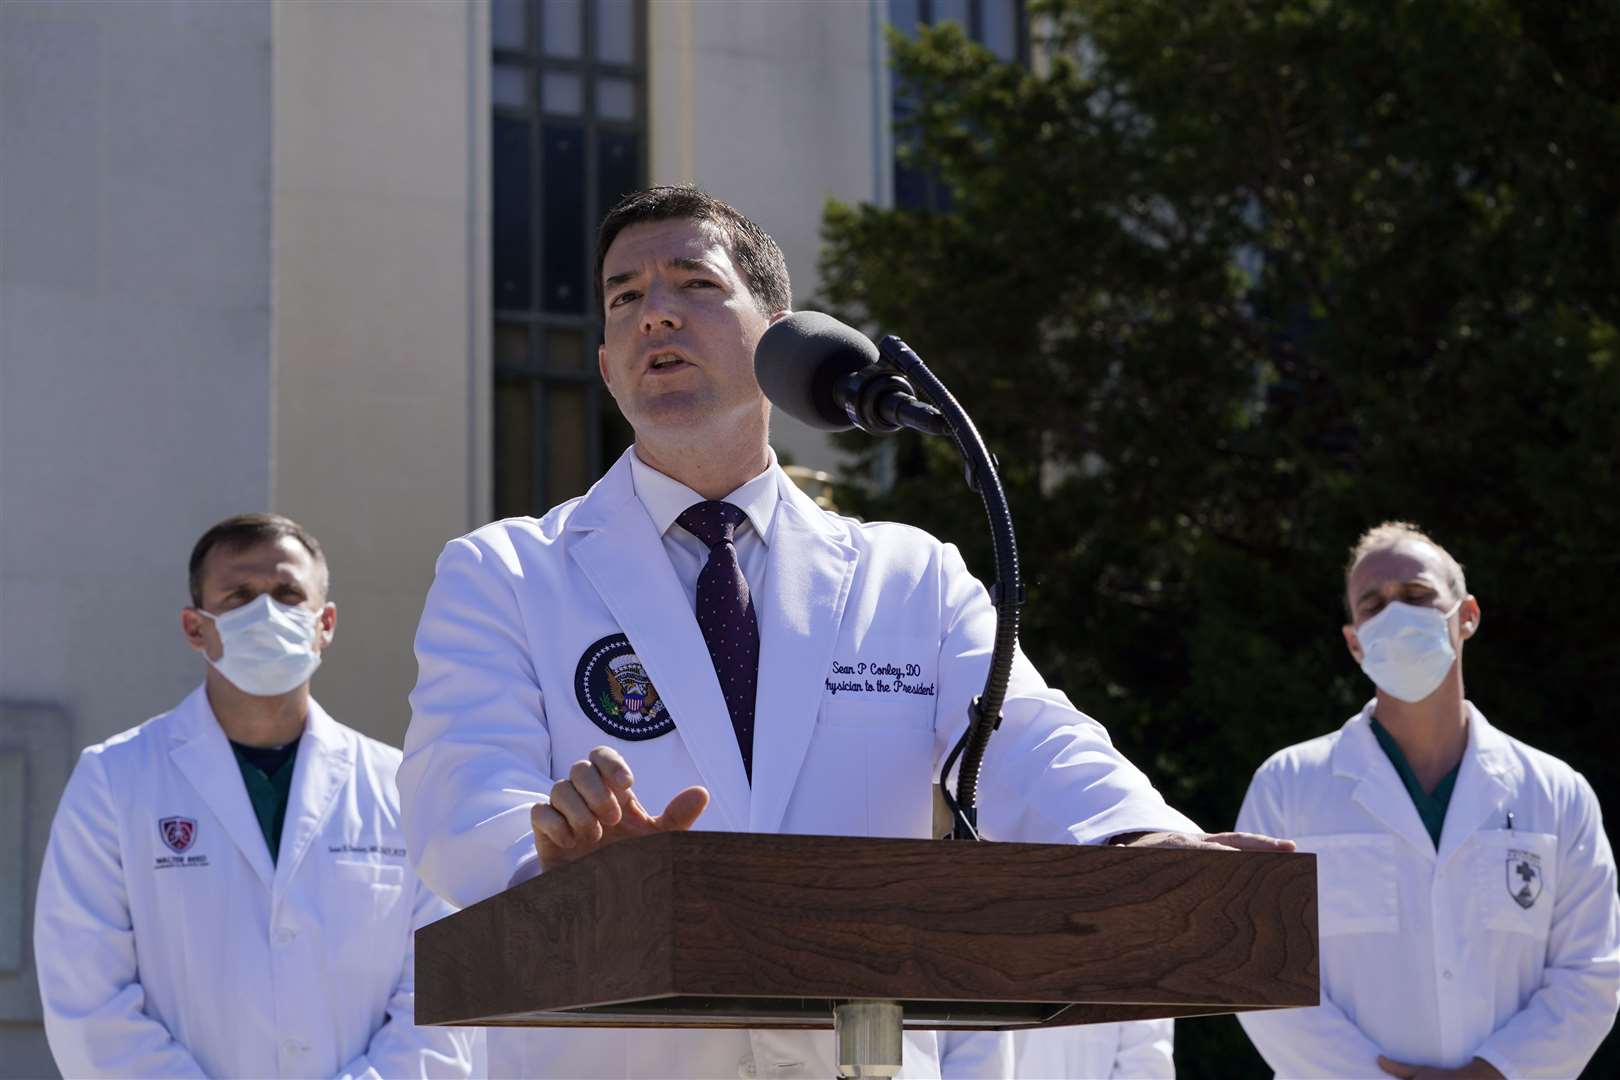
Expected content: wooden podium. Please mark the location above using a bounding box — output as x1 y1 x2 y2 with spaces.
416 831 1317 1033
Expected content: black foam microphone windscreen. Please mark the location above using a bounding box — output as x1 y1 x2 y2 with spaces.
753 312 879 431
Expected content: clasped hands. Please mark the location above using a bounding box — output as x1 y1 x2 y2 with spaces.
532 746 1296 869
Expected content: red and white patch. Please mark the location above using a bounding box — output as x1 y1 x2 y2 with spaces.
159 816 197 854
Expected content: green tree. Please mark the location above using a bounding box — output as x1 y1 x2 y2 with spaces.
819 2 1620 1074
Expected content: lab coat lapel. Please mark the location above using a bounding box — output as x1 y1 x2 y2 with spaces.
748 475 858 834
1334 707 1436 858
1436 705 1516 866
274 698 352 892
569 455 751 830
168 685 275 888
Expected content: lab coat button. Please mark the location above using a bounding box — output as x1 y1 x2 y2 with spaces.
282 1039 302 1054
274 927 295 945
737 1055 756 1078
1442 969 1453 980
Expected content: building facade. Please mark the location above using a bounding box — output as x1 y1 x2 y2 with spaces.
0 1 1018 1070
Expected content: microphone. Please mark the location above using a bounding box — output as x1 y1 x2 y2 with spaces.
754 312 948 436
759 312 1020 840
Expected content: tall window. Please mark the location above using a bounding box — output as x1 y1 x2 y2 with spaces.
491 0 645 518
889 0 1024 211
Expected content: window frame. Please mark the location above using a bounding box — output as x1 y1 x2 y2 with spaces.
491 0 647 517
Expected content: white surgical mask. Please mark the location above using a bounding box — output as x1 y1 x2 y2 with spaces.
197 593 323 697
1355 599 1462 703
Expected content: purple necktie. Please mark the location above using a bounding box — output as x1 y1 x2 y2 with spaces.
676 500 759 782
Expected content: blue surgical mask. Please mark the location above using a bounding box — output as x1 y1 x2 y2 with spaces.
197 594 323 696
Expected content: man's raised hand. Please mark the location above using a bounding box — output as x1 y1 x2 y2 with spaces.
530 746 709 870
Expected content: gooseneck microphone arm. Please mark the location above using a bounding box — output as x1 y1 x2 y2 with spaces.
876 336 1023 842
751 312 1022 839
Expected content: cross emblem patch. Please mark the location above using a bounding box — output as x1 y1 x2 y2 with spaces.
1506 848 1543 910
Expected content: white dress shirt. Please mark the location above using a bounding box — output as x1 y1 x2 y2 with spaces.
628 447 778 609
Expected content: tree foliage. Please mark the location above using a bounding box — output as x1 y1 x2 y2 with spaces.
819 2 1619 1073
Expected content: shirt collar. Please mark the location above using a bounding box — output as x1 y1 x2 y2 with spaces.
629 446 781 545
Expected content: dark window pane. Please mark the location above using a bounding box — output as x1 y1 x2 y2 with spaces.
492 0 526 49
597 76 636 121
541 123 586 313
542 0 583 58
888 0 921 36
545 382 591 502
596 0 635 64
546 329 586 372
496 322 531 370
492 63 527 109
933 0 968 29
493 115 532 310
495 377 534 517
981 0 1019 60
894 162 932 210
598 130 640 228
542 71 582 115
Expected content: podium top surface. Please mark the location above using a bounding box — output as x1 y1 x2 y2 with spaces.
417 831 1317 1030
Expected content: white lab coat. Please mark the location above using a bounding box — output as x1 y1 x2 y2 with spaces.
1235 702 1619 1079
1012 1020 1174 1078
35 686 475 1079
401 449 1199 1079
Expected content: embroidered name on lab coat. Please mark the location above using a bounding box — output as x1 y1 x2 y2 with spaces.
327 842 407 858
826 659 936 697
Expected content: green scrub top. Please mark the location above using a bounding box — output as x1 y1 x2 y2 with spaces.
230 740 298 864
1370 716 1459 849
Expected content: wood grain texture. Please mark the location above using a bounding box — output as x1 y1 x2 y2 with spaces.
416 832 1317 1029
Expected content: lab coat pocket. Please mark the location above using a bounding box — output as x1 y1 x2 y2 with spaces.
816 668 936 737
1475 829 1556 938
331 859 408 921
798 710 935 838
1295 833 1400 937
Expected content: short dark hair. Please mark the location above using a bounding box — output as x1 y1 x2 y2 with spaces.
594 186 792 317
188 513 328 607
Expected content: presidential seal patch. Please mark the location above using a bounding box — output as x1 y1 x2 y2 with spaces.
1507 849 1543 910
160 816 197 854
574 634 675 741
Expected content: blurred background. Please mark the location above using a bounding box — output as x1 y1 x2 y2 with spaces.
1 0 1614 1075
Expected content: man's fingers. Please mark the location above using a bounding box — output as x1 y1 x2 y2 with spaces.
1116 831 1231 851
530 801 575 851
588 746 635 792
548 783 605 849
1113 831 1296 853
653 786 710 833
1203 831 1296 852
1377 1055 1418 1078
568 759 623 827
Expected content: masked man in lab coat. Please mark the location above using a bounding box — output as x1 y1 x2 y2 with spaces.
1236 521 1619 1079
402 185 1290 1079
35 513 474 1079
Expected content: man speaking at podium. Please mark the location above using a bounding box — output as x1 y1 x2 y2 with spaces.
401 186 1286 1078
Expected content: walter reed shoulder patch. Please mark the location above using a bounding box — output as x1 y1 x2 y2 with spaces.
574 633 675 741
